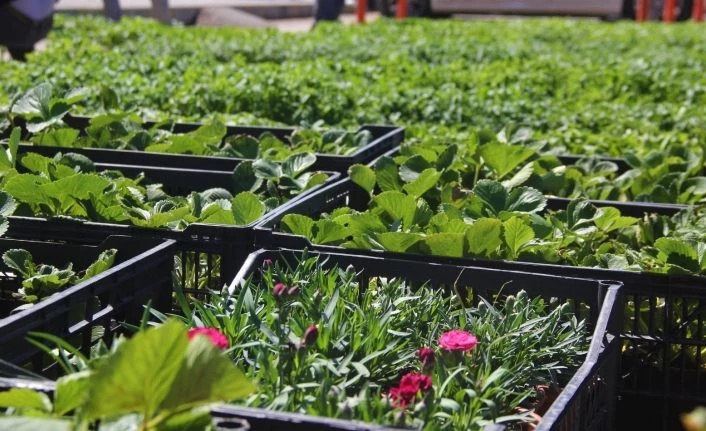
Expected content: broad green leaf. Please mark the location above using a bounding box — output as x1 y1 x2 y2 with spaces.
655 238 700 273
281 214 315 237
34 128 80 148
479 142 535 179
472 180 507 216
424 232 465 257
200 188 233 204
188 121 226 145
313 220 349 244
374 156 402 192
82 320 189 420
41 173 111 201
304 171 329 190
232 161 263 194
157 410 213 431
501 162 534 189
12 83 52 118
506 186 546 214
282 152 316 176
252 158 282 180
0 127 20 169
466 218 502 257
435 144 458 171
58 153 95 173
76 249 117 283
402 168 441 199
63 87 89 105
148 136 204 155
374 232 423 252
3 249 34 277
373 191 417 228
225 135 260 158
198 202 235 225
503 217 535 256
399 155 430 182
0 191 17 217
0 418 70 431
159 335 255 412
54 370 91 416
349 164 376 195
232 192 265 225
0 388 52 412
594 207 638 232
3 173 51 205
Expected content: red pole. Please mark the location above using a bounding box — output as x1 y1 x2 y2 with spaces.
636 0 649 21
693 0 704 21
357 0 367 23
663 0 676 21
396 0 408 19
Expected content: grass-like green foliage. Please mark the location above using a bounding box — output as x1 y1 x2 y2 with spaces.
168 254 588 430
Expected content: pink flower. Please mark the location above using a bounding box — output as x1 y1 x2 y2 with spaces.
302 325 318 347
273 282 287 297
438 330 478 352
263 259 273 267
417 347 435 369
389 372 432 407
187 327 229 350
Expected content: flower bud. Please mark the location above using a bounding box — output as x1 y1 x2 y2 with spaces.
262 259 273 268
273 282 287 298
417 347 435 370
302 325 318 347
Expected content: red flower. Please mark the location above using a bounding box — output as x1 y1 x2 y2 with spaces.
187 327 229 350
302 325 318 347
389 372 432 407
438 329 478 352
417 347 435 369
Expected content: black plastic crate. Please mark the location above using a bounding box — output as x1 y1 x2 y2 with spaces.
8 114 405 174
0 235 175 371
223 248 623 431
0 247 623 431
375 146 690 214
4 161 340 292
254 177 704 430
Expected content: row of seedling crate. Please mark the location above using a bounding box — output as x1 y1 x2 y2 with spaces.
0 116 703 431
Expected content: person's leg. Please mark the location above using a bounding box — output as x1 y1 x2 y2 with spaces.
0 6 53 60
315 0 343 21
7 47 32 61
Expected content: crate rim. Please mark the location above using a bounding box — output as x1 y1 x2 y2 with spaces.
0 236 176 327
226 247 624 431
12 114 406 168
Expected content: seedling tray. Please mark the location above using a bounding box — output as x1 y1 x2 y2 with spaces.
376 147 691 213
221 248 623 431
5 161 340 292
0 235 175 372
8 114 405 174
254 178 703 430
0 247 624 431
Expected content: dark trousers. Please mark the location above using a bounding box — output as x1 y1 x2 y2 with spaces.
0 5 54 60
314 0 345 21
